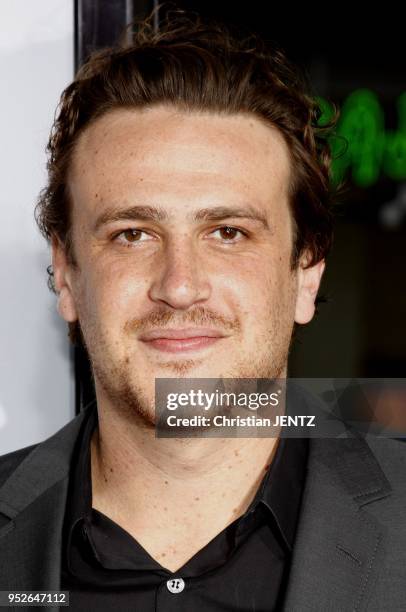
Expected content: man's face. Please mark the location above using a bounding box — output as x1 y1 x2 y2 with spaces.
53 106 323 424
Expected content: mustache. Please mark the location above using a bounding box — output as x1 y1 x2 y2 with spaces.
124 305 240 335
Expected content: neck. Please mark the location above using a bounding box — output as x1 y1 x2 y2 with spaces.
90 391 282 526
90 387 284 571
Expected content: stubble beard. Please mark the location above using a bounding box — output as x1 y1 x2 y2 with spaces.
80 291 296 429
88 324 292 430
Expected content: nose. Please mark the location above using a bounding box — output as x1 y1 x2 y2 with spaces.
148 238 211 310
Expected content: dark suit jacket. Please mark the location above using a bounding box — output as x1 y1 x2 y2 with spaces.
0 409 405 611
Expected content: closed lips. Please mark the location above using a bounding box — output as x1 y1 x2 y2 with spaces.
139 328 226 340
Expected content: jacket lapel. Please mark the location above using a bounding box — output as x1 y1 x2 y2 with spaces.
283 433 392 612
0 411 87 605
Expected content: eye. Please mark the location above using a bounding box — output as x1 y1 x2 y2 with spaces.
210 226 247 242
114 228 153 245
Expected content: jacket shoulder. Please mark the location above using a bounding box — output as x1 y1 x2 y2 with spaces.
365 435 406 487
0 410 90 523
0 444 39 489
0 408 90 498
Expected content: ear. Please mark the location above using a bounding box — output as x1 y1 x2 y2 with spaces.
51 235 78 323
294 255 325 325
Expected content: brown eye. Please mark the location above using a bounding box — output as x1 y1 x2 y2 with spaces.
211 226 245 242
123 229 142 242
114 228 153 246
219 226 238 239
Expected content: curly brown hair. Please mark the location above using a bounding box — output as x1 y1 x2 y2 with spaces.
35 9 340 345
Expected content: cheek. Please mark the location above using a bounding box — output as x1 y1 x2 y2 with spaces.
236 259 297 329
214 245 293 303
77 264 146 332
215 266 274 331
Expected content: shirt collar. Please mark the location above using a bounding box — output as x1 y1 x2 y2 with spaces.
63 400 98 568
63 401 309 561
246 435 309 551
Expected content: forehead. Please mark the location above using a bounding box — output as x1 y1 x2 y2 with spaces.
69 105 292 219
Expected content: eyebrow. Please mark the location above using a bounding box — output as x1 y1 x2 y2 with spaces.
93 204 272 232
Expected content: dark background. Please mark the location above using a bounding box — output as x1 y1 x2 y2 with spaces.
74 0 406 411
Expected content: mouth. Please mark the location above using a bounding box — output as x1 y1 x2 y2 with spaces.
139 328 228 354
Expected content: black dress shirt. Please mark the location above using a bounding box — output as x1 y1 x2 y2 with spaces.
61 402 309 611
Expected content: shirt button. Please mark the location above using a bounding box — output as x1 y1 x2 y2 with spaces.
166 578 185 593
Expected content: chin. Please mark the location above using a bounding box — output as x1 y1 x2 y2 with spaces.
151 360 207 378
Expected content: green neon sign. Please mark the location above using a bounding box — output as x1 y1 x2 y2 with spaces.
316 90 406 187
